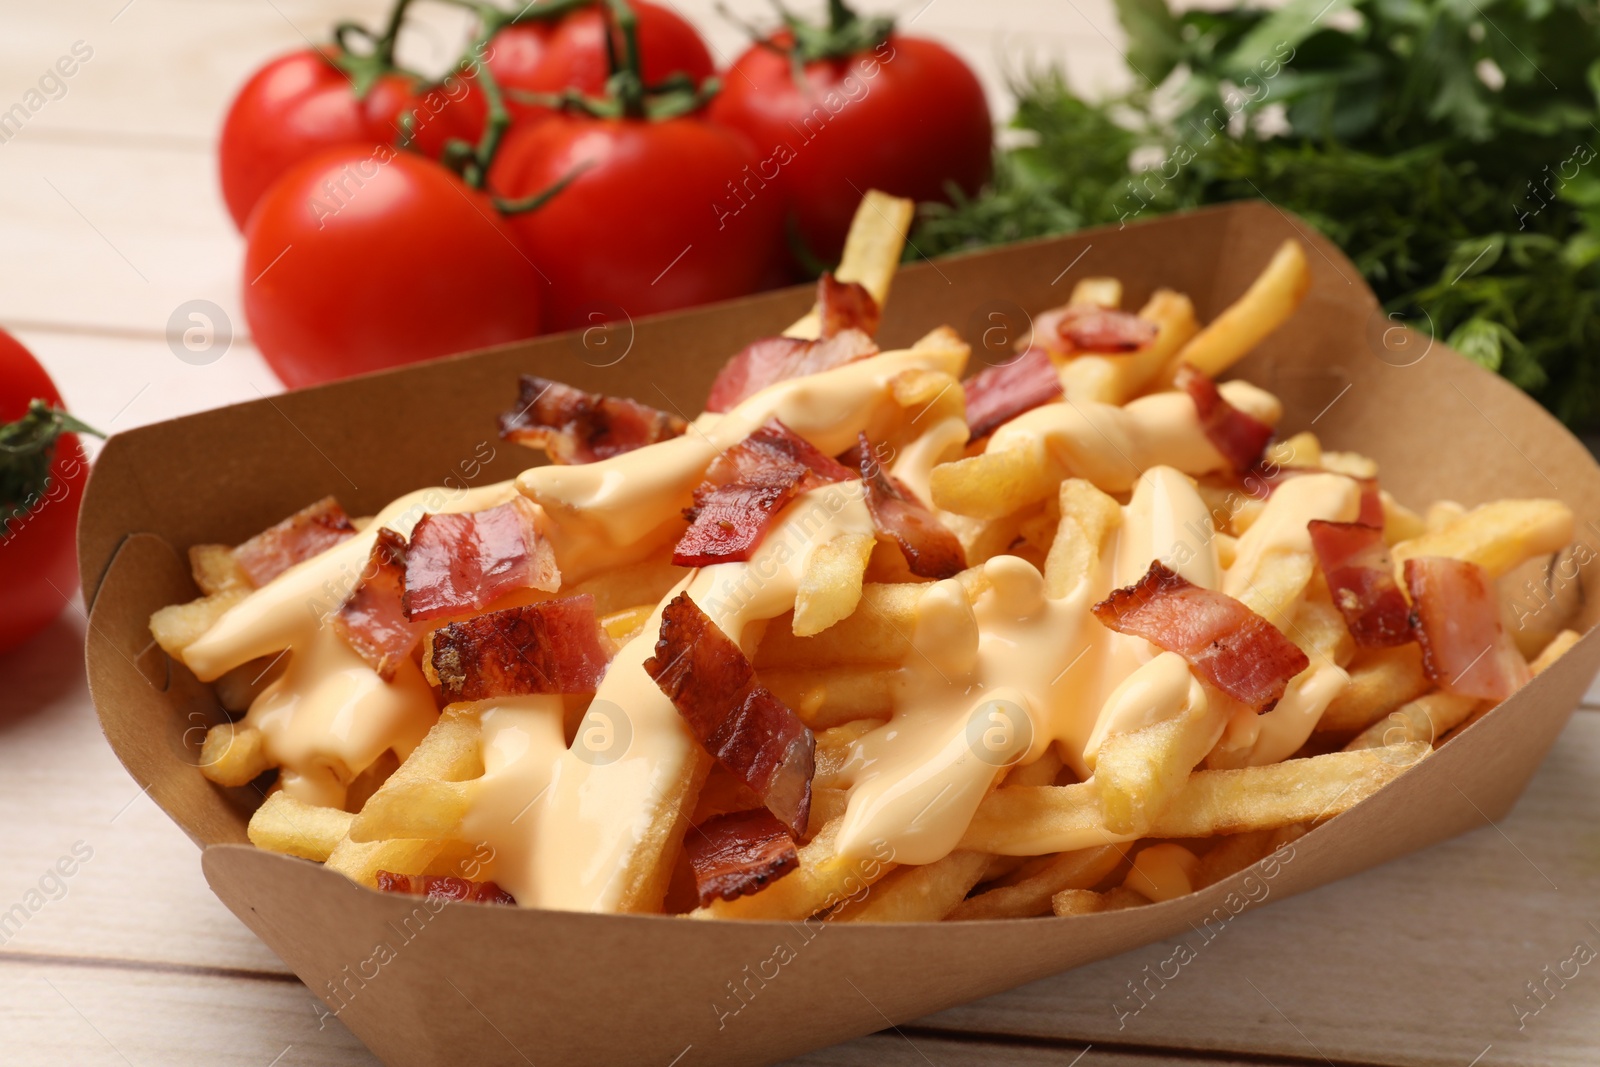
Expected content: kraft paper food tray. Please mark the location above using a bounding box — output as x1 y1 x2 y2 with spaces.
80 201 1600 1066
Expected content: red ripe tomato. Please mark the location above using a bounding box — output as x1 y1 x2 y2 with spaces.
0 330 89 654
709 32 993 262
243 147 543 389
490 114 785 332
219 48 476 231
461 1 715 135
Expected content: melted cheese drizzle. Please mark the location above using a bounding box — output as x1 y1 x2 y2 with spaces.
179 338 1370 904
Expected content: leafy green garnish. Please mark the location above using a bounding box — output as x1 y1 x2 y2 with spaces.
912 0 1600 429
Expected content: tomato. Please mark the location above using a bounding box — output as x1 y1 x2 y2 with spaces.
708 29 993 262
243 147 543 389
462 1 715 135
0 330 89 654
490 114 785 332
219 48 476 231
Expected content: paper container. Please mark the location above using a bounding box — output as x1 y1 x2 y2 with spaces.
80 202 1600 1066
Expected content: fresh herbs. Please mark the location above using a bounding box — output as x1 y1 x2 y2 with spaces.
913 0 1600 429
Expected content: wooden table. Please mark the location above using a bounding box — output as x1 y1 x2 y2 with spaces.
4 3 1599 1065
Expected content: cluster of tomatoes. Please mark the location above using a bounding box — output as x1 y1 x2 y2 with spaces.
223 0 993 388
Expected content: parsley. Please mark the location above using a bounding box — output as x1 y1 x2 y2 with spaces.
914 0 1600 429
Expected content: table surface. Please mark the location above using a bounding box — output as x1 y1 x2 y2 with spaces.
5 3 1600 1065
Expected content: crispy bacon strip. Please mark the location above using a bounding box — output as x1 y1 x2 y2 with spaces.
963 346 1063 440
1256 466 1384 527
403 497 559 622
375 871 515 905
684 808 799 907
673 420 852 567
644 594 814 835
1177 364 1273 473
817 273 881 339
1405 557 1529 701
426 595 609 701
499 375 686 464
1092 561 1310 709
856 432 965 579
1058 307 1158 353
1308 520 1412 648
705 330 879 413
333 528 426 681
234 496 357 587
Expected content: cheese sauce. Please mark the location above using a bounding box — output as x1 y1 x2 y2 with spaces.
178 345 1358 906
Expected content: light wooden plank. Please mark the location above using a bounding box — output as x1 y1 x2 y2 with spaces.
0 961 374 1067
0 609 289 975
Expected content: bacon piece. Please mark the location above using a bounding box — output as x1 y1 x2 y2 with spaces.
855 432 965 579
673 420 852 567
1405 557 1529 701
962 346 1063 440
1307 520 1412 648
333 528 426 681
234 496 357 587
498 375 686 464
684 808 799 907
1177 364 1273 473
644 594 814 835
403 497 559 622
1092 561 1310 709
817 273 880 339
1058 308 1158 353
374 871 515 905
426 595 609 701
705 330 879 413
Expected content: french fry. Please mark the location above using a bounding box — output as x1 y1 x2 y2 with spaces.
1287 590 1355 669
1391 499 1575 579
1531 629 1582 674
345 749 399 813
793 533 875 637
1068 277 1121 309
693 818 895 920
1264 431 1322 469
833 850 991 922
1382 492 1427 544
567 557 684 617
1160 239 1310 383
947 845 1122 920
1315 643 1431 736
1320 450 1378 479
324 838 454 888
961 745 1428 855
1123 842 1200 902
198 722 269 787
762 666 895 729
1094 711 1219 837
756 571 989 668
248 794 354 862
189 543 251 595
1345 692 1479 751
1044 479 1121 599
929 440 1058 519
348 706 484 843
1195 829 1277 889
1051 886 1150 916
785 190 913 340
150 589 248 658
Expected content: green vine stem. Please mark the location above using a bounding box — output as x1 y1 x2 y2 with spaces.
0 401 103 535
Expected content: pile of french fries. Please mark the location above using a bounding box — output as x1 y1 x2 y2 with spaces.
150 193 1581 922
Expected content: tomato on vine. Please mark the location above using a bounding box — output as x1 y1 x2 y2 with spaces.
0 331 100 654
218 5 476 231
489 0 784 330
460 0 715 134
708 0 993 264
